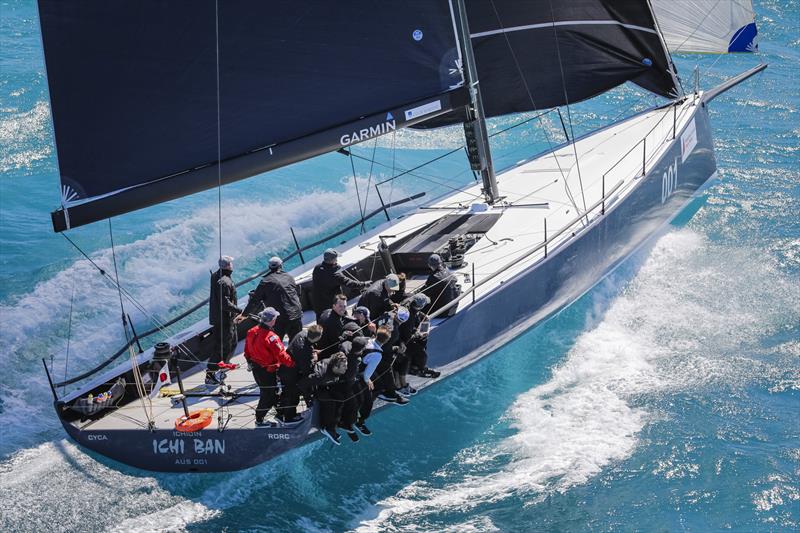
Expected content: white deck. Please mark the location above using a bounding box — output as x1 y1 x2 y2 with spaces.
71 98 699 431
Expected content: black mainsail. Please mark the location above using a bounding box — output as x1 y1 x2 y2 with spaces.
39 1 467 231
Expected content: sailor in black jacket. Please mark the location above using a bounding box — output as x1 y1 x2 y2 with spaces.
357 273 400 322
244 256 303 340
422 254 459 315
311 248 367 320
285 324 323 409
299 352 348 445
207 256 242 383
318 294 356 359
338 336 369 439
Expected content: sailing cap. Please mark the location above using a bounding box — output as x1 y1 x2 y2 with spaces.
351 336 369 353
343 322 360 333
323 248 339 262
259 307 280 324
385 273 400 290
219 255 234 270
411 293 430 309
396 306 410 323
307 325 323 342
354 306 370 320
268 256 283 269
331 352 348 375
428 254 442 267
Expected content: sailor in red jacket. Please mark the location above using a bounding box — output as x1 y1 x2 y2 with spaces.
245 307 295 427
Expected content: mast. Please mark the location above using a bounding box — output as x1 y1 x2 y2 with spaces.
453 0 499 204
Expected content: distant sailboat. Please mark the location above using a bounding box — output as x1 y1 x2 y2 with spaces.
37 0 765 472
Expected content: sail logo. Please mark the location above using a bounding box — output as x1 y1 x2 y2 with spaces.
661 157 679 204
340 118 396 146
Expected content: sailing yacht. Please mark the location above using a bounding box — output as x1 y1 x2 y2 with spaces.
37 0 765 472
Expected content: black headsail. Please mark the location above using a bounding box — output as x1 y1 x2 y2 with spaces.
39 1 467 232
418 0 679 127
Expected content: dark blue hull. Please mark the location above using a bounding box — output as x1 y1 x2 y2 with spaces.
63 416 318 473
60 103 717 473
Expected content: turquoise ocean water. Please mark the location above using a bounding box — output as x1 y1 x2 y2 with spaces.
1 1 798 531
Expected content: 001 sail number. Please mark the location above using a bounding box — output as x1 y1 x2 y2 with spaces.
661 157 679 204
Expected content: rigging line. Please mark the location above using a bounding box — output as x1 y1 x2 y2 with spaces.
107 220 129 339
108 220 153 424
59 233 202 364
486 1 574 206
214 0 225 367
214 0 223 263
387 129 397 213
547 0 589 224
372 110 556 190
350 150 484 200
62 279 75 395
349 150 367 234
373 146 464 186
129 343 154 427
359 137 379 230
368 247 380 281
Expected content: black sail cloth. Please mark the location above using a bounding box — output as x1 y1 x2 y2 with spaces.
418 0 679 127
38 0 464 231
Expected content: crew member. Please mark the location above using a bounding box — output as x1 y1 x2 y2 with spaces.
207 255 242 385
318 294 356 359
374 317 409 405
405 293 440 378
353 327 389 436
311 248 367 320
422 254 459 315
392 306 416 397
336 335 368 442
244 307 296 427
301 352 348 445
286 324 323 406
244 256 303 341
357 273 400 322
353 306 376 337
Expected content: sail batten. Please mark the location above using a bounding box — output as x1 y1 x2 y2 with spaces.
471 19 660 39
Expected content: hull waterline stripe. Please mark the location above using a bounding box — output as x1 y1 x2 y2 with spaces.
471 20 659 39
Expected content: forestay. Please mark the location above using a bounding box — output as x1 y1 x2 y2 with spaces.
38 0 466 231
652 0 758 53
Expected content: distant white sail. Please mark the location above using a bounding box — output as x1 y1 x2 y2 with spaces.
652 0 758 53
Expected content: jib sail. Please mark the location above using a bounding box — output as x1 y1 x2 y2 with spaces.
418 0 680 128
